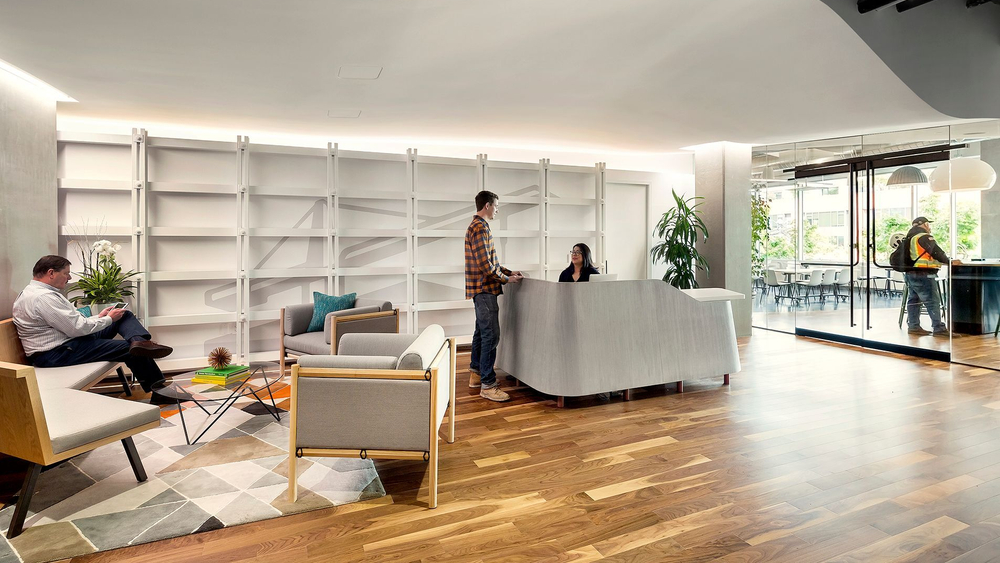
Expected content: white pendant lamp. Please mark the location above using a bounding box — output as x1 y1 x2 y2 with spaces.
929 159 997 192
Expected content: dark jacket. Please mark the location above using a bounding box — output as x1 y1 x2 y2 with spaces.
559 265 600 282
905 225 949 272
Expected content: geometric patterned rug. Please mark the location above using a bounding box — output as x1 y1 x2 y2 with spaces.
0 375 385 563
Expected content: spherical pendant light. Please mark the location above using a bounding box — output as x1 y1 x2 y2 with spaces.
886 166 928 186
929 159 997 192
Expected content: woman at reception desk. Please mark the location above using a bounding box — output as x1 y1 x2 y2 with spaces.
495 278 743 407
558 243 600 283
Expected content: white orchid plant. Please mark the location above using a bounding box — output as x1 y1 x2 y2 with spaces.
66 223 139 306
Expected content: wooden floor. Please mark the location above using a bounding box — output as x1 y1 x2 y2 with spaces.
61 330 1000 562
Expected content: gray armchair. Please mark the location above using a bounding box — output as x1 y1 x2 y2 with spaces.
279 298 398 375
288 325 455 508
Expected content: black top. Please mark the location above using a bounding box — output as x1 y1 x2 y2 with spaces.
559 265 601 282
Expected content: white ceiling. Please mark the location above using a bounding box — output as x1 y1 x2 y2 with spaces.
0 0 960 152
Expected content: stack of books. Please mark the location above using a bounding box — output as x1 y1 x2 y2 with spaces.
192 365 251 385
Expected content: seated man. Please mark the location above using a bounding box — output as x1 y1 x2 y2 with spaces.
12 255 173 400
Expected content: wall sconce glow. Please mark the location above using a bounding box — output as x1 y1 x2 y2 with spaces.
0 59 76 102
929 159 997 193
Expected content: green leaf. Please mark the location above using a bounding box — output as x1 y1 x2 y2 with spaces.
650 189 710 290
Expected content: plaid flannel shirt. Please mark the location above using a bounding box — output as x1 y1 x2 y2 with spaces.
465 215 512 299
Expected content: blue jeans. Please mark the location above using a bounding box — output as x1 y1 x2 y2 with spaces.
470 293 500 389
30 311 163 391
904 271 946 331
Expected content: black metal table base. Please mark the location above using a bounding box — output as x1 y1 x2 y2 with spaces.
171 370 281 445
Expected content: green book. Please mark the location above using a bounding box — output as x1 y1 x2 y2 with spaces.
195 365 250 376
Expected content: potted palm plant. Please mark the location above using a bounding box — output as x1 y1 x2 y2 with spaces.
651 189 710 289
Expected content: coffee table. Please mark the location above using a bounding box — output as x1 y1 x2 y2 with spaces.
152 364 282 445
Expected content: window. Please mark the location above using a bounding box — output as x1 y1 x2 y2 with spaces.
804 211 845 228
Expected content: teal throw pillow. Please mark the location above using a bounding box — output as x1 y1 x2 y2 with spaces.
77 306 92 317
307 292 357 332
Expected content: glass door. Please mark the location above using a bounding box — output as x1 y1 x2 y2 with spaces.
788 157 953 361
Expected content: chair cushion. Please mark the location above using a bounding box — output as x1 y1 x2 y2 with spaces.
40 388 160 454
308 292 357 333
338 333 416 358
397 325 446 370
284 331 332 356
298 355 398 370
34 362 119 390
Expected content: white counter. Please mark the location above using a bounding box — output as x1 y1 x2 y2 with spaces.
495 279 740 398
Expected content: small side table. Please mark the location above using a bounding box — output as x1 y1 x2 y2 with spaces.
152 364 282 445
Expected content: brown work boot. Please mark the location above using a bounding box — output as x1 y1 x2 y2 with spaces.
480 386 510 402
129 340 173 359
469 369 481 388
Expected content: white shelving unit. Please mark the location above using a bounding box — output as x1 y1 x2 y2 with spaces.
57 131 607 370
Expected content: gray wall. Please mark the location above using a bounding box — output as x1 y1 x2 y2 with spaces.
0 70 58 317
694 143 751 337
820 0 1000 120
982 140 1000 260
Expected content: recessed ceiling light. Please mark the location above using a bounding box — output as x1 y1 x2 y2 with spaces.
327 109 361 118
338 66 382 80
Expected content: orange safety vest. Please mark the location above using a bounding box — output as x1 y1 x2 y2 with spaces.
910 233 942 269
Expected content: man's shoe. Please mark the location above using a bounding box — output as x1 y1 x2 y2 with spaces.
932 328 950 337
907 327 931 335
129 340 173 359
480 386 510 402
469 370 482 388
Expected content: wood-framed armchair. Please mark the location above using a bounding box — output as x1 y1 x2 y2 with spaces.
287 325 456 508
279 299 399 375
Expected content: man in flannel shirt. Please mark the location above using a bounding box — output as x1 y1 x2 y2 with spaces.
465 190 523 402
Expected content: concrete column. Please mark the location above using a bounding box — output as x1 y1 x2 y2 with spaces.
694 142 752 337
0 70 58 317
981 140 1000 259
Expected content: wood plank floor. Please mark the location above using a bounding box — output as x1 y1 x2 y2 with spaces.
64 330 1000 562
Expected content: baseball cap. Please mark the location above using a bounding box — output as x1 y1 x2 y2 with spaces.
912 216 933 226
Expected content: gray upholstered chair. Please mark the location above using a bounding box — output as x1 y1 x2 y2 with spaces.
279 298 399 375
288 324 456 508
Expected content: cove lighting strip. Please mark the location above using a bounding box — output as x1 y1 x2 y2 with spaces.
0 58 76 102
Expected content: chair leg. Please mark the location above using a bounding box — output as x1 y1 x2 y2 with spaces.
117 366 132 396
428 429 439 509
7 463 42 539
723 374 730 386
122 437 147 482
288 453 298 502
623 389 632 401
676 381 684 393
995 313 1000 337
898 286 908 329
556 396 565 408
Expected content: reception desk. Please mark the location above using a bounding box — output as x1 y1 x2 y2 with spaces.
495 278 743 402
951 261 1000 335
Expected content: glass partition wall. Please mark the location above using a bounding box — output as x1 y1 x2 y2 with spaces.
752 121 1000 368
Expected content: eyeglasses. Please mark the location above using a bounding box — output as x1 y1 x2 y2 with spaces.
569 250 583 256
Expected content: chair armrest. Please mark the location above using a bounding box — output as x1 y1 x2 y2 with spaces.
283 303 315 336
355 298 393 311
327 309 401 351
323 306 381 344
